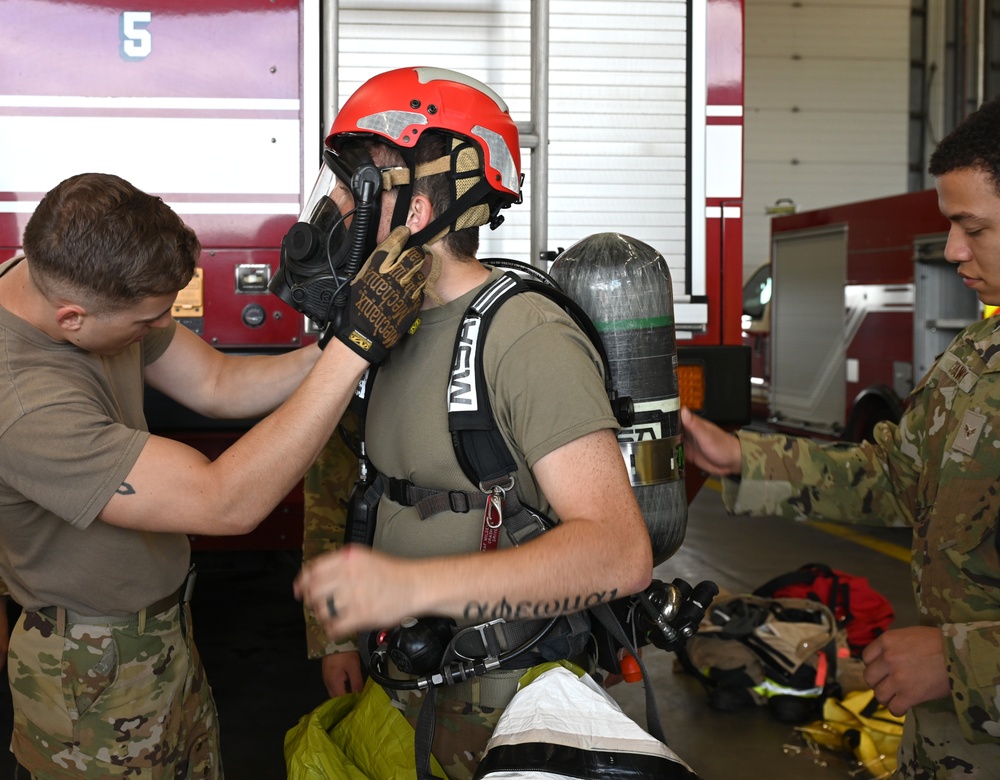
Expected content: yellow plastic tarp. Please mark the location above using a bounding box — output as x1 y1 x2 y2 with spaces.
284 678 446 780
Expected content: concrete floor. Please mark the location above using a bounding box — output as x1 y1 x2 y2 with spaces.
0 481 916 779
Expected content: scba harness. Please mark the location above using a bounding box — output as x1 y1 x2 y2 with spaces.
346 263 631 534
343 263 713 776
347 266 617 671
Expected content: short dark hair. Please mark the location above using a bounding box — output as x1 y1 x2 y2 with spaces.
929 94 1000 194
368 135 480 259
22 172 199 312
413 132 480 259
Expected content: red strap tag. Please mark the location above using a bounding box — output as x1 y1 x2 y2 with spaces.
481 488 504 551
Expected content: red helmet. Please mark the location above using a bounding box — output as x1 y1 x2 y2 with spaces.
327 67 522 210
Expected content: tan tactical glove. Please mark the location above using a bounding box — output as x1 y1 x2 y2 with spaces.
335 226 428 363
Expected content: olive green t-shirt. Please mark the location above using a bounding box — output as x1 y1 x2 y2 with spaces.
0 257 189 615
367 266 619 558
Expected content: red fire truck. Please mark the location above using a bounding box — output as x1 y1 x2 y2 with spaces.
0 0 748 545
743 188 982 442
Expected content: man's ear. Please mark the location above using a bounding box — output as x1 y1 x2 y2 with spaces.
54 304 86 333
405 194 433 233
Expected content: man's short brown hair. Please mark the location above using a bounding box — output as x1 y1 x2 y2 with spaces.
22 172 199 312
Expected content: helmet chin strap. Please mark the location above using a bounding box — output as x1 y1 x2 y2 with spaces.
389 178 413 234
382 139 503 248
381 145 501 251
407 177 499 250
385 154 450 238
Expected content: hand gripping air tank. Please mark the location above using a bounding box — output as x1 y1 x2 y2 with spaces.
550 233 686 564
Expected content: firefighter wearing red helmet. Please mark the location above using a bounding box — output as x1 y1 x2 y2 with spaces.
269 66 522 327
295 68 652 779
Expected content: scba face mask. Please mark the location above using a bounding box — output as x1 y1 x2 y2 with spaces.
269 144 383 327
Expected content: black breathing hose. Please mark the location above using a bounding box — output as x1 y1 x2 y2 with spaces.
368 617 561 692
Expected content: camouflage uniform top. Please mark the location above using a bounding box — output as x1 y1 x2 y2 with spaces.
722 315 1000 778
302 413 361 659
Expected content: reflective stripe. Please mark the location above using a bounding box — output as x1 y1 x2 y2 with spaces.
752 679 823 699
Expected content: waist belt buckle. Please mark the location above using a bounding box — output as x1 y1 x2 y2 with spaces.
387 477 413 504
139 565 196 634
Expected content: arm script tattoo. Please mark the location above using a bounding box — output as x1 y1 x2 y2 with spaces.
463 589 619 622
116 481 136 496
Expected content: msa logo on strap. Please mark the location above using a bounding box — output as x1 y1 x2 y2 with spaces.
449 315 483 411
448 274 518 413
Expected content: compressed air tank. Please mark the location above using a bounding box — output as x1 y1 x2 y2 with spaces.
549 233 686 564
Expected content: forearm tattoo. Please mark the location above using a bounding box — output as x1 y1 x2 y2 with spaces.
463 589 618 622
116 481 136 495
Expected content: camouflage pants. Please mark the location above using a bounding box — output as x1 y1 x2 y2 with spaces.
8 604 222 779
388 673 519 780
894 706 1000 779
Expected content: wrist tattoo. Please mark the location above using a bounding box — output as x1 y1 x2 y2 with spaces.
463 589 618 622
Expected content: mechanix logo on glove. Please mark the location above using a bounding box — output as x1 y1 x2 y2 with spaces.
352 248 425 349
338 226 432 363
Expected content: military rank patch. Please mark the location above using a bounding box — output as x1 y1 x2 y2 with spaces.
953 409 987 456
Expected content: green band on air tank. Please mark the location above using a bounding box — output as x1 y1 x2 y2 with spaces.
592 315 674 333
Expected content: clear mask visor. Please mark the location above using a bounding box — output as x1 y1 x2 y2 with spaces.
300 162 354 238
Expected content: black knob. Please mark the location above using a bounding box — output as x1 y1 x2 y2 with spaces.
241 303 266 328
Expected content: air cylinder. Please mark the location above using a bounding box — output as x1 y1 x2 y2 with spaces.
549 233 686 564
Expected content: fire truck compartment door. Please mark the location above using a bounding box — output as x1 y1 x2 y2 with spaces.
771 225 847 433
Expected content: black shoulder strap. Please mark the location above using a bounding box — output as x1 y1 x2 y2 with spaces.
345 271 541 498
447 271 528 486
348 364 377 421
447 270 621 488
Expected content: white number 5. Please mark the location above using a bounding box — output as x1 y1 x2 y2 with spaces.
120 11 152 61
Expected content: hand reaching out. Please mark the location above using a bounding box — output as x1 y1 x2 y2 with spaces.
680 407 743 476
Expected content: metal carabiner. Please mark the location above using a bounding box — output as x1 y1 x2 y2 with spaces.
485 485 505 530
